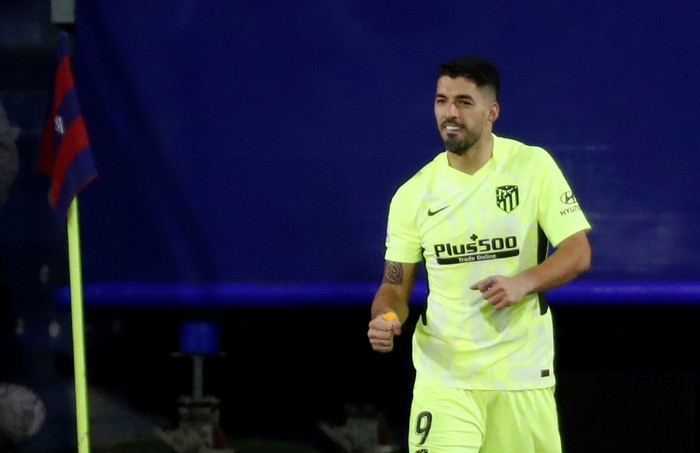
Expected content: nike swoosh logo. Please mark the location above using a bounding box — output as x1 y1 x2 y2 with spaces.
427 205 449 216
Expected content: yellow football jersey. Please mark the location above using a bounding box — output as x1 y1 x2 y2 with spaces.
385 134 591 390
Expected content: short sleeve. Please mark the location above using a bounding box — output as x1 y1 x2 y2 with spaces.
384 187 424 263
536 152 591 247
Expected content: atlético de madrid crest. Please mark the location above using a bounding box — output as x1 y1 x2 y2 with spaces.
496 185 519 213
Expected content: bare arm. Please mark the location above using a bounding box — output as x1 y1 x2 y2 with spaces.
471 230 591 311
367 261 417 352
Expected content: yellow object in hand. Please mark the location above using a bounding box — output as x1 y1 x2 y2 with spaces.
383 312 397 322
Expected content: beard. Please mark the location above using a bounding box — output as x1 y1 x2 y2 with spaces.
439 120 482 156
442 131 480 156
444 136 471 155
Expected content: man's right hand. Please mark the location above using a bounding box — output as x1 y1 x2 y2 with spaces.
367 313 401 353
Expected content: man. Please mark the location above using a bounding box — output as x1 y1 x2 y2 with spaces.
367 56 591 452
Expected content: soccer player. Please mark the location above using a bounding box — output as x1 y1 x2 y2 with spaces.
367 56 591 452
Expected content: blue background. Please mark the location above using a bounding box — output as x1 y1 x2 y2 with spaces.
69 1 700 287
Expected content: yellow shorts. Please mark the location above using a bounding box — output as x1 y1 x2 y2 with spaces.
408 383 561 453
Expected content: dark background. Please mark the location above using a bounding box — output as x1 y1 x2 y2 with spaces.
1 1 699 452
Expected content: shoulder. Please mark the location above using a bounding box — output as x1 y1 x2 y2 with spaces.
495 134 552 161
393 152 444 198
494 134 559 175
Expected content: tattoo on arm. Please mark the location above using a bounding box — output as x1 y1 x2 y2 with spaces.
383 261 403 285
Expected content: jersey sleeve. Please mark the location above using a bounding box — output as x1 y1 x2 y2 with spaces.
384 186 423 263
536 151 592 247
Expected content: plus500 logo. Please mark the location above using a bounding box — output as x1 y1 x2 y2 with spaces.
434 235 518 257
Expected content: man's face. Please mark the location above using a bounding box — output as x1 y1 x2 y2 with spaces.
434 76 498 155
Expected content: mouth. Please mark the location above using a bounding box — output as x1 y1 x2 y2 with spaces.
442 122 462 132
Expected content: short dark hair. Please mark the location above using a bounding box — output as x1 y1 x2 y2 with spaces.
438 56 500 100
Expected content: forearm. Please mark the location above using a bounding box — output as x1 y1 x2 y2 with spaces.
516 231 591 295
370 261 416 322
371 284 410 322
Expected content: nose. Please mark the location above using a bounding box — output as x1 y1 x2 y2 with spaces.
447 102 459 117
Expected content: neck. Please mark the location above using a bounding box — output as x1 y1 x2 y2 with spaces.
447 133 494 175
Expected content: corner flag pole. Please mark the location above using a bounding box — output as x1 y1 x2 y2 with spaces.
37 28 96 452
67 198 91 453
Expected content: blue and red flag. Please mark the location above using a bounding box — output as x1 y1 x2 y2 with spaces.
37 31 97 224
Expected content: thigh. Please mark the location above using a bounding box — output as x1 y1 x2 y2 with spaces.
408 383 484 453
481 387 562 453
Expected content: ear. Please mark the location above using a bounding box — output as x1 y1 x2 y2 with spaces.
487 102 500 123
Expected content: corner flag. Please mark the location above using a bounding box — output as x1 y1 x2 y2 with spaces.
37 30 95 453
38 30 97 222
